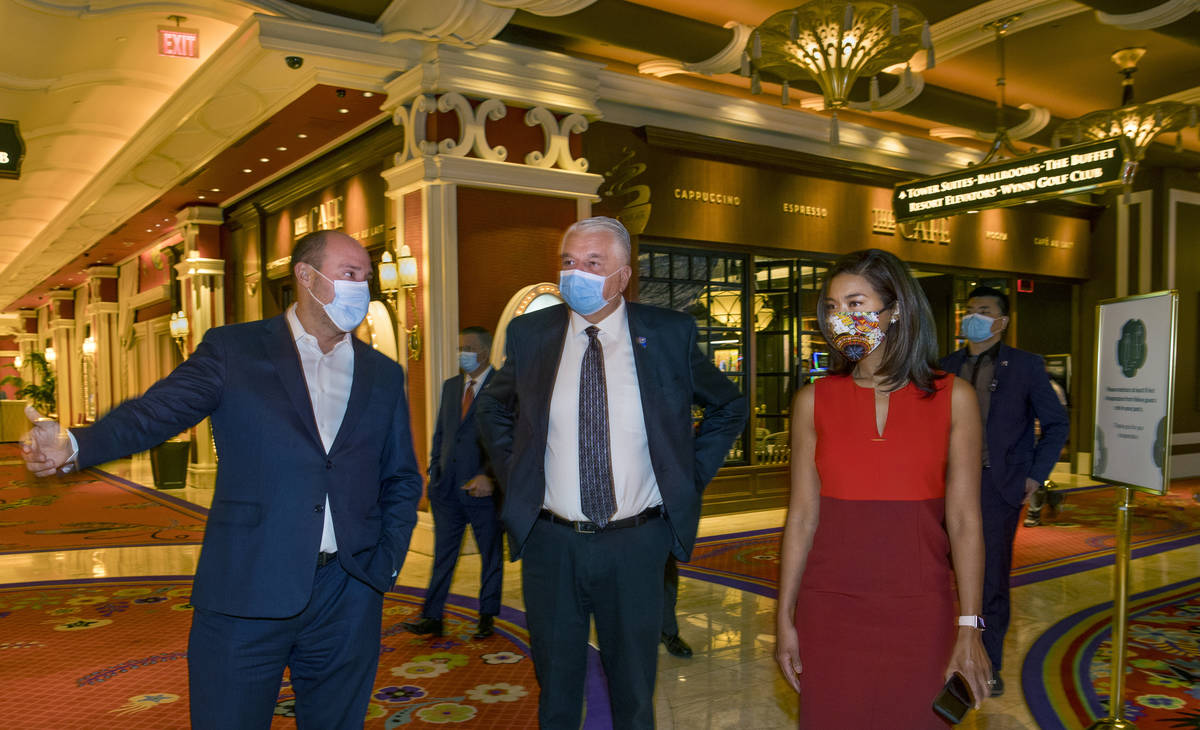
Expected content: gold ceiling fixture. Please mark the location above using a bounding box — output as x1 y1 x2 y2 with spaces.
745 0 933 145
1053 48 1199 199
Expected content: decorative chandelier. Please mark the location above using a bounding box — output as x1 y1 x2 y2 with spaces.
1053 48 1198 197
709 291 775 331
746 0 933 145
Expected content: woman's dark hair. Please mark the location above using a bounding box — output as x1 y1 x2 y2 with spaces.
816 248 945 395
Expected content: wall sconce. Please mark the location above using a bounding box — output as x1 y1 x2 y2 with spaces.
169 310 189 357
13 354 21 369
378 246 421 361
81 336 97 357
45 346 56 364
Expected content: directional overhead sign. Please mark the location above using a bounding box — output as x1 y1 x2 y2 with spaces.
0 119 25 180
893 138 1127 223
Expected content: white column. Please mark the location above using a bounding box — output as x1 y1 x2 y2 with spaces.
85 267 120 417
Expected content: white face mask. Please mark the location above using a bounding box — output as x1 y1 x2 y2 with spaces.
307 267 370 332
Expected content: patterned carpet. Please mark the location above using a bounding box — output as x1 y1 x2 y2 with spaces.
0 453 206 554
680 482 1200 596
0 578 538 729
1023 575 1200 729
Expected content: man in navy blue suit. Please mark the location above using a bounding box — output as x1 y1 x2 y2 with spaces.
477 216 746 728
940 285 1068 697
22 230 423 729
403 325 502 641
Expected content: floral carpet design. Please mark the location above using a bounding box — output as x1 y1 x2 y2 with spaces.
680 483 1200 596
1023 576 1200 729
0 578 537 728
0 447 206 554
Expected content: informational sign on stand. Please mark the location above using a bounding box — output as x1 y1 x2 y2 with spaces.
1091 290 1178 495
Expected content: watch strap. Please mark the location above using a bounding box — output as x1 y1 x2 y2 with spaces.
957 615 985 629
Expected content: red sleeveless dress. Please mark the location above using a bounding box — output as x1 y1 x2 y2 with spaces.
795 374 955 729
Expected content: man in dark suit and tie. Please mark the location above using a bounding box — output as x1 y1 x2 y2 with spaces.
477 216 746 728
940 285 1068 696
403 325 502 640
21 230 423 729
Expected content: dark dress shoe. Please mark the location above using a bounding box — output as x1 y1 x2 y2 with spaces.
472 614 494 640
989 674 1005 697
661 632 693 658
402 617 443 637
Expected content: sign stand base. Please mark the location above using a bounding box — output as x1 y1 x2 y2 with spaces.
1086 487 1137 730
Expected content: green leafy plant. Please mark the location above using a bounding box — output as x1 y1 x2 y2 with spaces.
1 352 57 415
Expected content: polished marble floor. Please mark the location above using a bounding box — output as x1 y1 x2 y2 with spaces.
3 458 1197 729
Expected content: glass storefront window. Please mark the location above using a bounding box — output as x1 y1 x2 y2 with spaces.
639 248 749 465
639 245 839 467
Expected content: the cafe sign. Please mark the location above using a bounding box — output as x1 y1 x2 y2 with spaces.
0 120 24 180
893 138 1127 223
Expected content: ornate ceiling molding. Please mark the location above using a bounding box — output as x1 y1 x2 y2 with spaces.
913 0 1087 72
598 71 983 175
930 102 1050 141
382 41 603 118
637 21 753 78
378 0 598 48
1095 0 1200 30
847 72 926 112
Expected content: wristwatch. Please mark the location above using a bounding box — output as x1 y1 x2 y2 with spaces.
957 615 986 629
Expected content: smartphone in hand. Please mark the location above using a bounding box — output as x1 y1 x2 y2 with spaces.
932 672 974 724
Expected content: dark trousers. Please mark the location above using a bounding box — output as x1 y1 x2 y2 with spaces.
980 467 1023 673
522 514 673 729
187 559 384 730
423 495 504 618
662 554 679 636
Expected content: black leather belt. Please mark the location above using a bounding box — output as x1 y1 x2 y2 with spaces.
538 505 662 534
316 551 338 568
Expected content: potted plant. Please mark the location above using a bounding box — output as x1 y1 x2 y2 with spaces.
1 352 56 416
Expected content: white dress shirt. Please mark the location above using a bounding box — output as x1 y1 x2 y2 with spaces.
463 366 493 407
544 297 661 521
286 305 354 553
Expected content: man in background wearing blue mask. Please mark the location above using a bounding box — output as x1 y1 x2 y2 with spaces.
20 230 423 729
940 285 1068 698
477 216 746 728
403 326 502 641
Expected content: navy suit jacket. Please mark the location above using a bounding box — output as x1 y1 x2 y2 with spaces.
476 302 747 562
428 370 495 506
940 343 1069 507
71 315 424 618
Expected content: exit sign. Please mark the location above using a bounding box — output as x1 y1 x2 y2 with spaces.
0 119 24 179
158 27 199 58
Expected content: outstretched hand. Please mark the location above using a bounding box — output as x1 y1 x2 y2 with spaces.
21 405 74 477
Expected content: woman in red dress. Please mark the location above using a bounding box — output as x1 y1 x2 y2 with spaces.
775 249 992 728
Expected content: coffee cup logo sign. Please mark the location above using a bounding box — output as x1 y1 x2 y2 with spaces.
1117 318 1147 378
0 120 25 180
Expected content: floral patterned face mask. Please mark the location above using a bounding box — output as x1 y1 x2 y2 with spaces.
825 309 893 362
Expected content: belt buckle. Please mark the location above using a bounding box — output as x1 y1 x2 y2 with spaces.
573 520 598 534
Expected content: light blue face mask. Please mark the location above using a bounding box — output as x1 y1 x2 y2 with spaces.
458 351 479 373
961 313 997 343
559 269 618 316
308 268 370 332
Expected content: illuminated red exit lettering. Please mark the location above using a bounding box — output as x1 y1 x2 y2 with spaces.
158 28 199 58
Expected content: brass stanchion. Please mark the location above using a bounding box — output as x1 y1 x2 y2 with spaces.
1086 486 1137 730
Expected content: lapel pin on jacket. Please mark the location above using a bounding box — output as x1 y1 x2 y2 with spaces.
637 336 648 348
